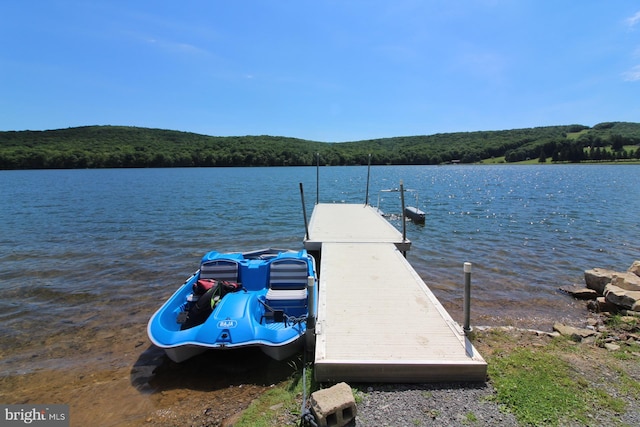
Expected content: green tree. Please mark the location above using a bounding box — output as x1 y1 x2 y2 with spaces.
538 149 547 163
610 134 624 151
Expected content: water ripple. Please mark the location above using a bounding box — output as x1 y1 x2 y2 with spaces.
0 165 638 366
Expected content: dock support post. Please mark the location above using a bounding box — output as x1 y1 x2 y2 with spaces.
306 276 316 351
463 262 472 335
300 183 310 240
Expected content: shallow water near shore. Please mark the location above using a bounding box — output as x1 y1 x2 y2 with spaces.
1 164 638 425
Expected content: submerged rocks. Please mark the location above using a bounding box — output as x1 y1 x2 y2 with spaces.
558 284 599 300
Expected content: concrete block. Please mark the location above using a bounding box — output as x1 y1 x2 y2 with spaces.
310 382 357 427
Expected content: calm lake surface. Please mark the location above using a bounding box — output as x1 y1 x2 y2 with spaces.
1 165 639 415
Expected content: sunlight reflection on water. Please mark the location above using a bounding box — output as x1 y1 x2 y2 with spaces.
0 165 638 365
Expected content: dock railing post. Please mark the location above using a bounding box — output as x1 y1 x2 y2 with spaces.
316 153 320 205
300 182 310 240
400 181 407 255
365 153 371 206
463 262 472 335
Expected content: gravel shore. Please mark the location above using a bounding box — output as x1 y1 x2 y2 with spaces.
346 382 518 427
341 378 640 427
333 322 640 427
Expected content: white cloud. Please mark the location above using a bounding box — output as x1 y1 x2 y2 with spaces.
626 11 640 28
622 65 640 81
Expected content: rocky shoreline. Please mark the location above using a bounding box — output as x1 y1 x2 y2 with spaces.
557 260 640 347
561 260 640 312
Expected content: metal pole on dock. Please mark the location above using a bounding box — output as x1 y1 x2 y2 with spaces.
365 153 371 206
305 276 316 351
300 182 310 240
316 153 320 205
463 262 472 335
400 180 407 243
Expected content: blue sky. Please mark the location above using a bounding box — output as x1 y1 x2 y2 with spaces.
2 1 639 142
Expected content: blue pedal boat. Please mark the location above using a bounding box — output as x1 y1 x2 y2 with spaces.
147 248 317 362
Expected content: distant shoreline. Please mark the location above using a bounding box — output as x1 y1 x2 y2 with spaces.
1 161 639 171
1 123 639 169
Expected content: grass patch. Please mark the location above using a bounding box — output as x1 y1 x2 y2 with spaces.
605 313 639 331
464 411 479 423
234 357 317 427
612 364 640 398
480 156 506 164
233 386 297 427
488 348 589 426
566 130 589 140
613 341 640 360
477 326 640 427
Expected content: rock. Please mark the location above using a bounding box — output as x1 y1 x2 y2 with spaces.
627 332 640 341
553 322 597 342
611 272 640 292
269 402 284 411
584 268 617 294
587 297 619 313
604 343 621 351
604 284 640 311
558 284 599 299
628 260 640 277
586 317 599 327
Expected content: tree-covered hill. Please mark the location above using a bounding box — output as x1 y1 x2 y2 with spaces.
1 122 639 169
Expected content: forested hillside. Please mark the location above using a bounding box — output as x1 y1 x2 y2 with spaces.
1 122 639 169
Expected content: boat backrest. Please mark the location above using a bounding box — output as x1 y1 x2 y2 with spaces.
269 258 309 290
199 259 239 282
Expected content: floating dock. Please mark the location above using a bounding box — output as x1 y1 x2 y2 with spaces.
304 203 411 253
304 203 487 383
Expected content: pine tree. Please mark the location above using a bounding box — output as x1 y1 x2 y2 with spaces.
538 148 547 163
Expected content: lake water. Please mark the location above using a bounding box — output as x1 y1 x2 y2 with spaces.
1 164 639 424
